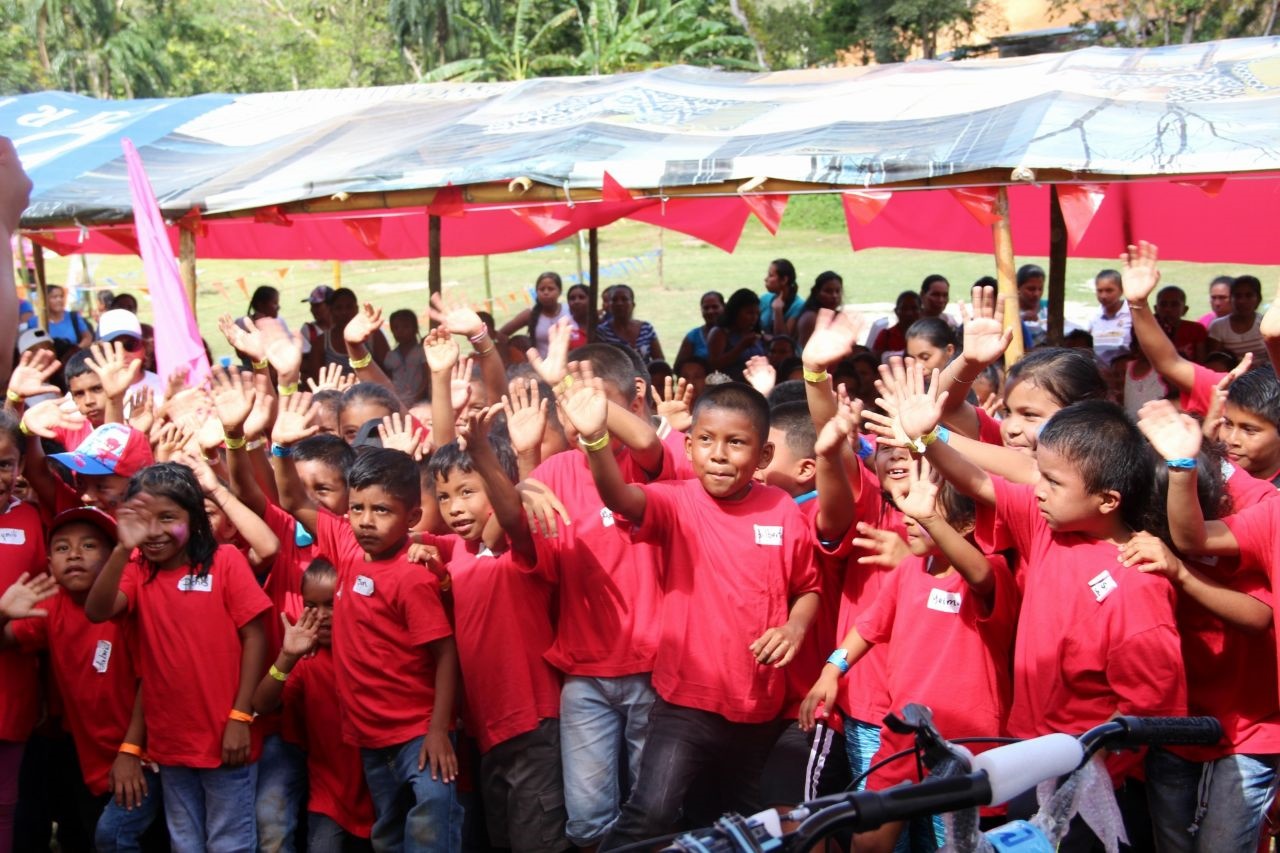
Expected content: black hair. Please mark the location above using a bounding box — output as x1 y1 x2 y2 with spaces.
301 557 337 591
1226 367 1280 433
769 401 817 460
248 285 278 316
347 448 422 509
113 292 138 311
1156 285 1187 304
567 283 589 300
1149 444 1230 546
767 379 807 407
1004 348 1107 408
1203 351 1238 373
648 360 674 381
691 382 770 440
700 290 726 307
389 308 419 331
617 345 652 410
294 433 358 474
326 287 356 306
1233 275 1263 300
1062 329 1094 348
339 382 403 419
128 463 219 582
802 271 843 313
719 288 763 332
895 290 921 309
0 410 24 459
1209 275 1235 289
936 481 976 531
1016 264 1045 286
1095 269 1121 286
64 348 97 383
905 317 956 350
312 388 342 414
528 271 565 339
774 357 805 383
1036 401 1155 532
568 343 640 404
675 355 710 377
973 275 998 289
771 259 799 309
426 434 518 489
920 274 948 296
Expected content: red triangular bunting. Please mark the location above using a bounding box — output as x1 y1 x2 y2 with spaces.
427 184 466 218
841 190 892 226
950 187 1002 227
1055 184 1108 250
741 194 789 235
602 172 634 203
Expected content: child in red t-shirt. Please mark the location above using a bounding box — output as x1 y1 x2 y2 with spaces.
273 424 461 853
252 558 376 850
85 462 271 851
802 458 1016 853
560 371 821 847
1 507 162 850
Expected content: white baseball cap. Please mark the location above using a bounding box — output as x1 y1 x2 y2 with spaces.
18 328 52 353
97 309 142 342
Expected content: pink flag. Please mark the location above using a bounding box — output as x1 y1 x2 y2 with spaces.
122 139 210 387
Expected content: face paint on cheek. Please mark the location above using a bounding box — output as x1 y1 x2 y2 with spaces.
171 523 188 542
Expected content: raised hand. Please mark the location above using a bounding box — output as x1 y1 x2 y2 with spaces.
21 396 86 439
814 395 861 458
126 387 156 436
209 365 256 433
851 523 910 567
260 319 302 379
7 349 62 400
279 609 320 659
153 422 196 463
271 391 320 446
517 478 571 538
379 413 427 460
526 318 572 386
1120 240 1161 305
422 327 460 375
307 363 347 393
406 543 450 584
743 355 776 397
803 308 862 370
1136 399 1202 461
502 378 548 456
173 450 220 496
888 358 943 441
979 392 1003 419
650 376 694 433
344 302 384 346
960 286 1014 369
889 456 940 522
164 366 190 403
0 572 59 619
555 362 608 441
243 373 277 441
428 292 485 339
449 356 474 414
86 341 142 399
218 314 266 364
115 493 161 550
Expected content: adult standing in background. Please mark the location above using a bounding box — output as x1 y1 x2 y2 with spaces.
499 272 576 359
110 293 156 373
43 285 94 348
596 284 664 362
919 274 956 328
1208 275 1267 363
1088 268 1132 367
760 258 802 339
1198 276 1234 329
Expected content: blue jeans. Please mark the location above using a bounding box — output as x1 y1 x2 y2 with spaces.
160 763 259 853
560 674 655 845
308 811 373 853
842 715 881 791
1146 748 1279 852
257 734 307 853
361 735 462 853
94 767 163 852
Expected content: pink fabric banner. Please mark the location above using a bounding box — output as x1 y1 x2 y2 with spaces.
122 138 211 386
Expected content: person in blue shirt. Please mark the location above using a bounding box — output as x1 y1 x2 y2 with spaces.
44 285 94 347
675 291 725 364
760 258 803 339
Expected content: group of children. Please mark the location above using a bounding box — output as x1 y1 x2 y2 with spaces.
3 240 1280 853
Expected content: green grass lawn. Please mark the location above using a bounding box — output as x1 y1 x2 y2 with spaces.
34 195 1280 361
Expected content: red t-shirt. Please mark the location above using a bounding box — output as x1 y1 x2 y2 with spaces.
625 478 820 723
782 497 843 720
1224 461 1279 507
10 591 138 795
656 419 697 480
979 476 1185 780
1167 320 1208 361
1221 498 1280 707
52 421 93 453
873 325 907 354
282 648 375 838
858 554 1018 790
973 407 1005 447
119 545 272 767
261 503 311 656
0 501 50 742
528 448 667 677
314 510 454 749
426 534 562 753
821 465 906 726
1178 363 1226 418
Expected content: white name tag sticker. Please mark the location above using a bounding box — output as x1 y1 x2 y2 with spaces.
353 575 375 597
92 640 112 673
754 525 784 546
927 588 963 614
1088 570 1117 603
0 528 26 545
177 574 213 593
599 507 615 528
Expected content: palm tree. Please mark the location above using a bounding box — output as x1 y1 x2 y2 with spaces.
421 0 578 82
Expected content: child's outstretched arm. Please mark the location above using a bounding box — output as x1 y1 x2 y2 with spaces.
1137 400 1239 556
557 363 647 525
86 494 158 622
252 610 319 715
177 451 280 570
501 378 548 480
1119 532 1270 632
343 302 397 390
20 397 88 509
424 327 462 448
4 350 62 416
605 400 663 477
211 366 270 517
224 613 266 767
465 405 536 563
890 456 994 600
798 623 873 733
430 294 505 410
0 572 58 637
423 635 459 783
270 392 322 534
800 308 862 432
813 397 860 542
1122 241 1198 397
934 286 1013 440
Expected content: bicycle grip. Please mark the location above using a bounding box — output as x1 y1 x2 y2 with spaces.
1114 716 1222 748
971 733 1083 805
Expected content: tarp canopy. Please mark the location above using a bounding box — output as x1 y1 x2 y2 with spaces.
5 36 1280 260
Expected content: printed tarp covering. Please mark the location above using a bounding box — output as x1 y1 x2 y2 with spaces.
4 36 1279 258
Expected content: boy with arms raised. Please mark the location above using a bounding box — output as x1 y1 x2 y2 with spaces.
558 367 820 848
274 397 460 853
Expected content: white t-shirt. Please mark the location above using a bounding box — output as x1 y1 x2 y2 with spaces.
1088 302 1132 367
1207 314 1267 362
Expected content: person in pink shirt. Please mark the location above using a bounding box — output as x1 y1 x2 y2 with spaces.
1198 275 1234 329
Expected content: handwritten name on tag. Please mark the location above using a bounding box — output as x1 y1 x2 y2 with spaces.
754 525 783 546
927 588 963 614
353 575 375 597
1088 570 1117 603
0 528 26 545
177 574 213 593
92 640 112 673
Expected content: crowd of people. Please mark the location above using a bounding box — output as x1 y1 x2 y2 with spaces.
3 130 1280 853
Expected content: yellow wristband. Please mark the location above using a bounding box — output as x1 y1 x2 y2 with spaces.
118 742 144 757
349 352 373 370
18 420 31 437
803 368 829 384
251 359 269 371
268 664 289 682
278 383 299 397
557 375 575 393
5 389 20 403
579 432 610 453
228 709 255 724
224 434 247 450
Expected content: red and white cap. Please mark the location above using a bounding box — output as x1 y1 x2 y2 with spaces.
50 423 154 478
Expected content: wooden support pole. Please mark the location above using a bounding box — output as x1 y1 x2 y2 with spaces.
992 187 1023 365
428 214 442 328
31 242 48 330
332 260 342 289
1047 185 1068 346
482 255 492 313
587 228 599 341
179 229 198 321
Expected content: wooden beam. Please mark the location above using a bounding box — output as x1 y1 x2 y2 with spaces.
992 186 1022 365
427 214 442 328
1047 185 1068 345
31 242 48 330
587 228 599 341
179 229 198 320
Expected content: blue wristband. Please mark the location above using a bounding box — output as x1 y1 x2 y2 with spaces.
270 443 293 459
936 425 951 445
826 649 850 675
856 435 875 460
1165 457 1197 469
